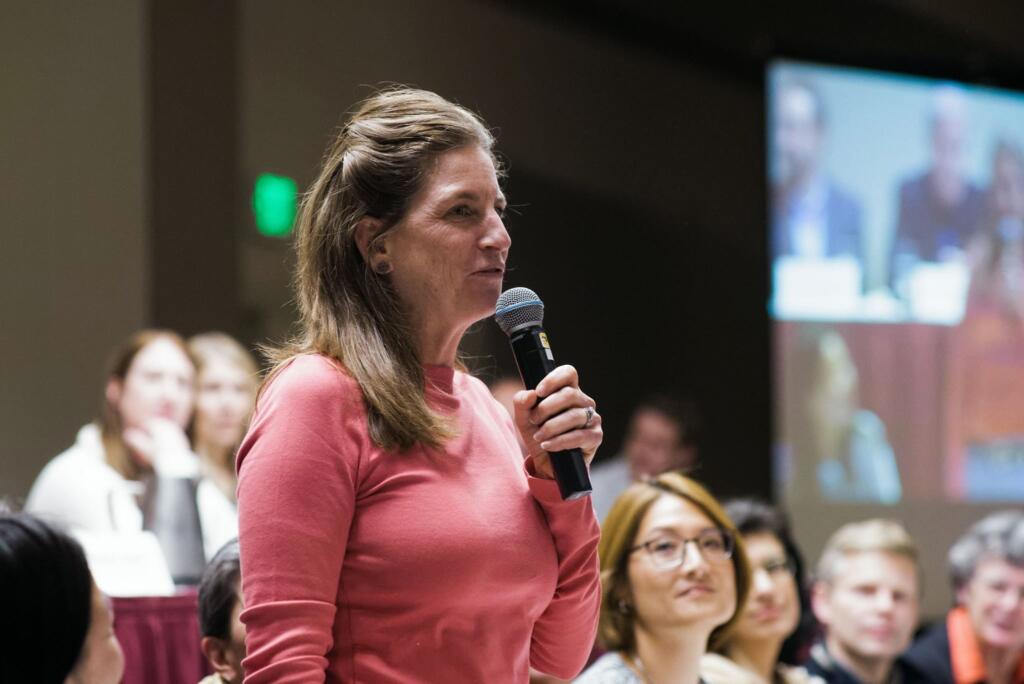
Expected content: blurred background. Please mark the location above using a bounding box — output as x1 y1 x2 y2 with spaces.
4 0 1024 619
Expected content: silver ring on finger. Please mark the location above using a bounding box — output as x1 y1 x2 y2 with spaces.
582 406 594 429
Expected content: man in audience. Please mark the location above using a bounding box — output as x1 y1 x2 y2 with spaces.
772 77 863 264
198 539 245 684
889 85 984 293
588 395 699 522
901 510 1024 684
807 519 920 684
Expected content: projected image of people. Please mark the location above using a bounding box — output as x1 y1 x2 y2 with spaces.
955 138 1024 500
771 78 865 319
772 78 863 263
770 61 1024 505
890 86 985 298
967 139 1024 318
782 329 902 504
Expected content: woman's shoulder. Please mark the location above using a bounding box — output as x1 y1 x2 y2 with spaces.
574 652 641 684
777 663 826 684
700 653 763 684
31 425 118 485
262 354 359 403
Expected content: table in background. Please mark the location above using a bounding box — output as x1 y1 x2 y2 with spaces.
113 591 211 684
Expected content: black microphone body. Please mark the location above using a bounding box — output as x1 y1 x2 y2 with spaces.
505 321 593 501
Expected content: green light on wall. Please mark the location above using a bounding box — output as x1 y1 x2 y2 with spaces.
252 173 297 237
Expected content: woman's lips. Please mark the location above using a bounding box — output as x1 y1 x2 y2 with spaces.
750 606 782 623
472 267 504 277
677 584 714 598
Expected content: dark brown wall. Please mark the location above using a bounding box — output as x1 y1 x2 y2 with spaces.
149 0 240 336
1 1 147 500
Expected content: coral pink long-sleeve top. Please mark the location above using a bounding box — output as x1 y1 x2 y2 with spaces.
236 354 600 683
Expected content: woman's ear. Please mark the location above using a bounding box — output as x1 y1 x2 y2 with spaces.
354 217 385 266
105 379 122 408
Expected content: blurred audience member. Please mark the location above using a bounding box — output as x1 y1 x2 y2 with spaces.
902 510 1024 684
772 78 863 263
807 519 919 684
26 330 233 585
702 500 820 684
890 85 984 291
0 511 124 683
27 330 199 533
784 330 901 504
188 332 259 559
198 539 245 684
575 473 750 683
590 396 700 523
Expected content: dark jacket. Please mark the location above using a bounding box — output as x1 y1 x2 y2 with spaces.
805 641 907 684
900 620 954 684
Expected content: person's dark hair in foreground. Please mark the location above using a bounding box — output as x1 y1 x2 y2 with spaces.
901 510 1024 684
0 511 124 683
198 538 245 684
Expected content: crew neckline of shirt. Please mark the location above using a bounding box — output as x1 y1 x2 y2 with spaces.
423 364 458 410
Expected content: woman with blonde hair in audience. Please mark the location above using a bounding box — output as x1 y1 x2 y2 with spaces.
701 499 822 684
187 332 259 559
576 472 750 683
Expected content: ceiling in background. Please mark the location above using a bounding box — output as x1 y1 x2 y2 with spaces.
498 0 1024 89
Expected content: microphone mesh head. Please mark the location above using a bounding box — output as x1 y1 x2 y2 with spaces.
494 287 544 336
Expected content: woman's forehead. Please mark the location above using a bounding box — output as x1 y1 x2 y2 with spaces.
637 494 715 537
742 532 786 560
131 338 193 373
420 147 501 198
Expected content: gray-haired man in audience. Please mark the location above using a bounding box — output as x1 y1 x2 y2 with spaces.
901 511 1024 684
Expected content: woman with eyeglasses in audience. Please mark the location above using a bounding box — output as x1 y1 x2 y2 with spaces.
701 499 822 684
576 473 750 684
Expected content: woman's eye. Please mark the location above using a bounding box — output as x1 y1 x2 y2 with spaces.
652 540 679 554
449 205 475 218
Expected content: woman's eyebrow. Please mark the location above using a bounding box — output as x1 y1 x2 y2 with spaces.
641 524 717 537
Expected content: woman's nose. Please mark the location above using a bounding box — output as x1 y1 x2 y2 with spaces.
679 540 709 575
481 212 511 252
752 567 774 594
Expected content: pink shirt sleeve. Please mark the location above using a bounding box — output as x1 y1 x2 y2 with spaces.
525 457 602 678
236 357 364 683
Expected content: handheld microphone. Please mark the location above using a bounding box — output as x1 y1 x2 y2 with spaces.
494 287 592 501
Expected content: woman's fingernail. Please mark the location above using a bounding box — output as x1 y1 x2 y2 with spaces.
532 431 542 442
540 441 552 450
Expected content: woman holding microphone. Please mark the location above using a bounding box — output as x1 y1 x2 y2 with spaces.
236 87 603 682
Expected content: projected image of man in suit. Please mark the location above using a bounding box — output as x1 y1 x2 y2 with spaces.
772 78 864 265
